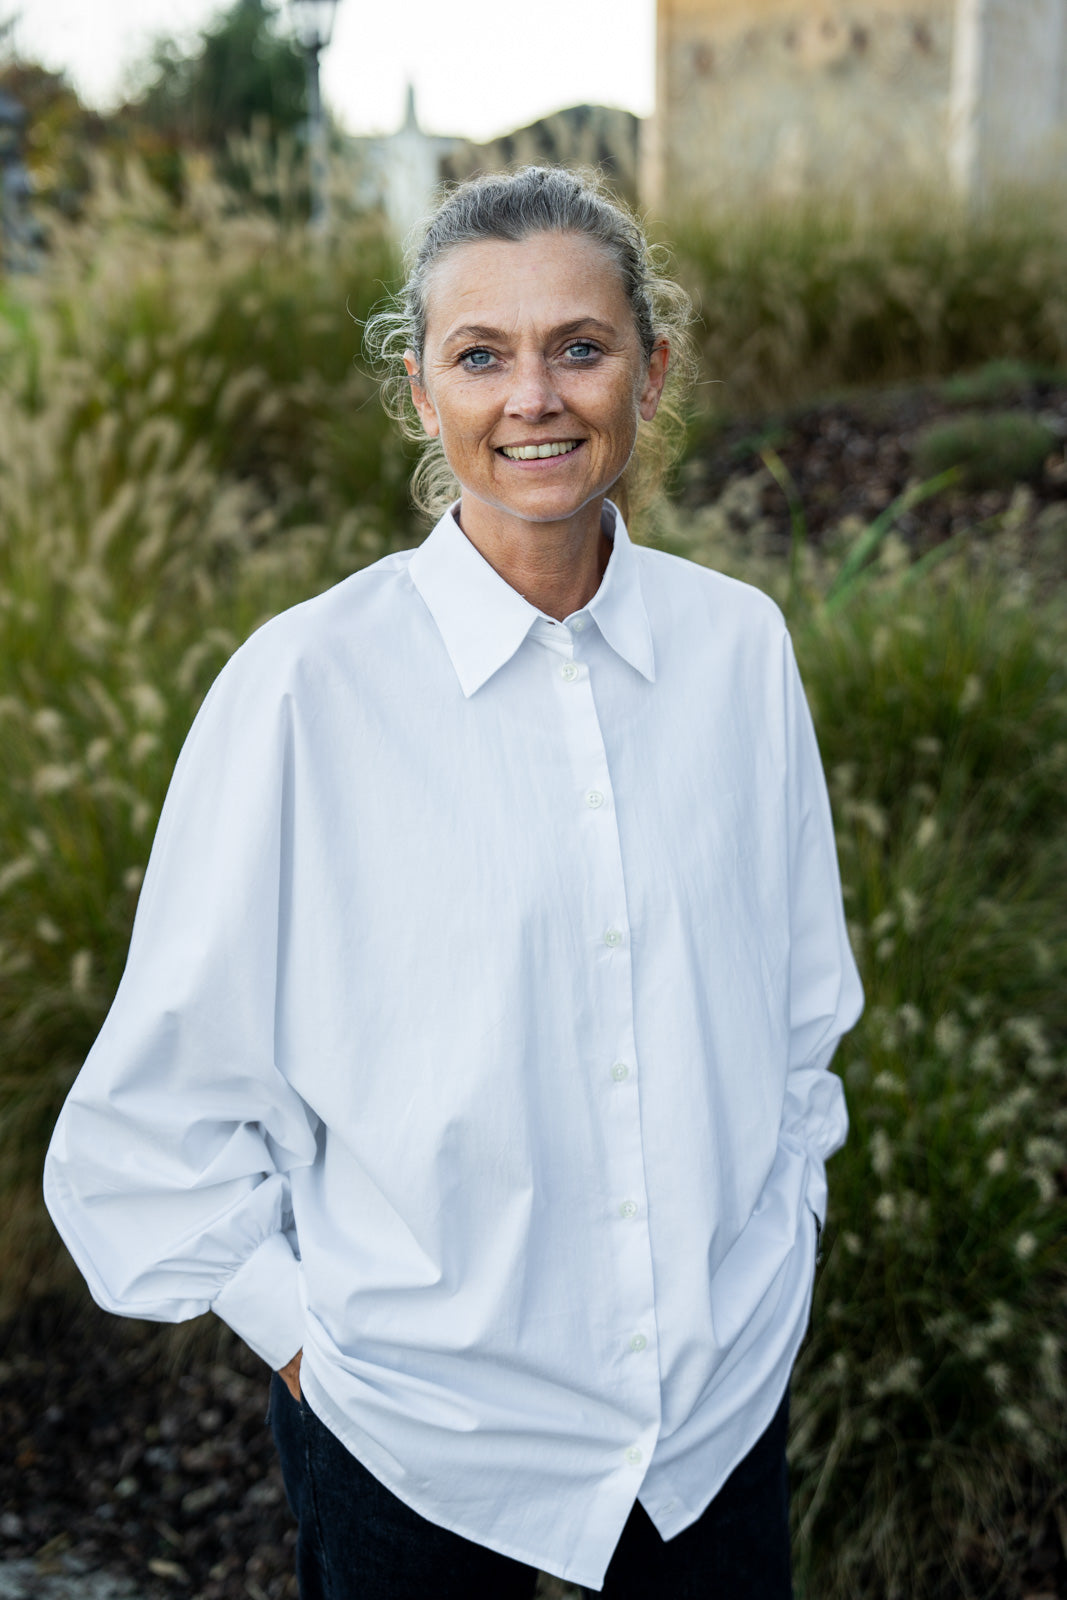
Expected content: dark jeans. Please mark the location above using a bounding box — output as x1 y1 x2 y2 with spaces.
270 1375 792 1599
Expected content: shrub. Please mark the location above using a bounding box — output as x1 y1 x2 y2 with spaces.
913 411 1057 490
938 359 1052 409
787 568 1067 1600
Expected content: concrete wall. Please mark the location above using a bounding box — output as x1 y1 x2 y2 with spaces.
646 0 1067 211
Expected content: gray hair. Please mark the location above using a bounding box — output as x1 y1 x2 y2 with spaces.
363 165 696 524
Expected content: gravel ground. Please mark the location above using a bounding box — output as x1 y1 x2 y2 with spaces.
0 1294 578 1600
679 373 1067 563
0 1555 145 1598
1 1293 298 1600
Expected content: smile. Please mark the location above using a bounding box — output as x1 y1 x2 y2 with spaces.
498 440 582 460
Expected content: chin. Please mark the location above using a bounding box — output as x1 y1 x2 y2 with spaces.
494 484 610 524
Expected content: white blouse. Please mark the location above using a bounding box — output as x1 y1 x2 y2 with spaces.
45 504 862 1590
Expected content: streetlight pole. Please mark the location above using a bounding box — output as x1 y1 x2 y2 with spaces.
289 0 341 233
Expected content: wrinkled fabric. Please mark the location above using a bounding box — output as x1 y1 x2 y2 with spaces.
45 504 862 1590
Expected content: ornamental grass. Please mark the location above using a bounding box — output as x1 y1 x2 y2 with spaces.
670 187 1067 413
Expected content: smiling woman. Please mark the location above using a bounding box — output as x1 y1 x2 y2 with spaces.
365 167 695 535
403 231 668 617
45 166 862 1600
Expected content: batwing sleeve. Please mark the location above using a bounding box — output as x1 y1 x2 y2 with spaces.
778 632 864 1223
43 635 318 1370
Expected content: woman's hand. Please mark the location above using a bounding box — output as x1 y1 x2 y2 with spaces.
278 1348 303 1402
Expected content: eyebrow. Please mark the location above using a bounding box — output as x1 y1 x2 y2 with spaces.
440 317 619 350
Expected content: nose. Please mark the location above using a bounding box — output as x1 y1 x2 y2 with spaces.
504 353 564 422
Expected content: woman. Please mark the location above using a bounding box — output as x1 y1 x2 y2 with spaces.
45 167 862 1599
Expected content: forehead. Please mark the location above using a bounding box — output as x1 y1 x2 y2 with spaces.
422 232 633 342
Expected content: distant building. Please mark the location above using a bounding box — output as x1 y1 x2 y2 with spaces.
350 90 640 242
644 0 1067 210
350 86 464 243
442 103 641 204
351 3 1066 237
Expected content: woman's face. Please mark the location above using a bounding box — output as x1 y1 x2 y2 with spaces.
405 231 668 539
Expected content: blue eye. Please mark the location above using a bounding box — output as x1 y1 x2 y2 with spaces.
461 348 495 370
566 341 597 361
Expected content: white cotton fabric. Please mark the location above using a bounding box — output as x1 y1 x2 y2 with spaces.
45 503 862 1590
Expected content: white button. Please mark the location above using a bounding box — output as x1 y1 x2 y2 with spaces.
629 1333 648 1352
571 617 587 632
619 1200 638 1219
585 790 604 809
603 928 623 948
611 1062 630 1082
662 1500 677 1514
625 1446 643 1466
560 662 579 682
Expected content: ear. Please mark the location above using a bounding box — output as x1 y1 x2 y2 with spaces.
638 339 670 423
404 350 440 439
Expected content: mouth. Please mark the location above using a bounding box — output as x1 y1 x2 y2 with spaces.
497 439 583 461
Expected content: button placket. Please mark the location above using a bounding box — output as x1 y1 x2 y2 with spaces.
551 638 659 1449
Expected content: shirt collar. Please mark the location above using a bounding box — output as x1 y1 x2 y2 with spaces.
409 502 656 698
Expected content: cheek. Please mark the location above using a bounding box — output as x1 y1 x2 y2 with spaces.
596 371 644 433
606 390 642 448
434 391 496 455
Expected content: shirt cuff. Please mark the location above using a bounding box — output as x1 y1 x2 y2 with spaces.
211 1231 304 1370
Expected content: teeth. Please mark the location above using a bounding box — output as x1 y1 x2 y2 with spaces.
501 441 580 460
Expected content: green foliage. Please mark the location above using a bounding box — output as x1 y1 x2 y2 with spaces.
913 411 1058 490
112 0 309 201
0 61 97 224
131 0 306 152
0 60 110 216
789 574 1067 1600
939 359 1060 409
1 168 1065 1598
0 183 415 1287
671 194 1067 413
1 8 308 215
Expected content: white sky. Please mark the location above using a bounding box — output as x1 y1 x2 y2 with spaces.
5 0 656 141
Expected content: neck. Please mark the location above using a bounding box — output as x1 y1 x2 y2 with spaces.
456 497 612 621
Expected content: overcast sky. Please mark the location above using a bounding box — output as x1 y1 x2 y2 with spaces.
6 0 656 141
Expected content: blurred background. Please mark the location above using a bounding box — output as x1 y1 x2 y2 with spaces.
0 3 1065 1598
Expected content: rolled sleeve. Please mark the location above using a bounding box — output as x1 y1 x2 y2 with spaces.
212 1232 305 1368
43 630 317 1365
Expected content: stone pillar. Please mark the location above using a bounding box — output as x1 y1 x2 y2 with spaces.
950 0 1067 200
